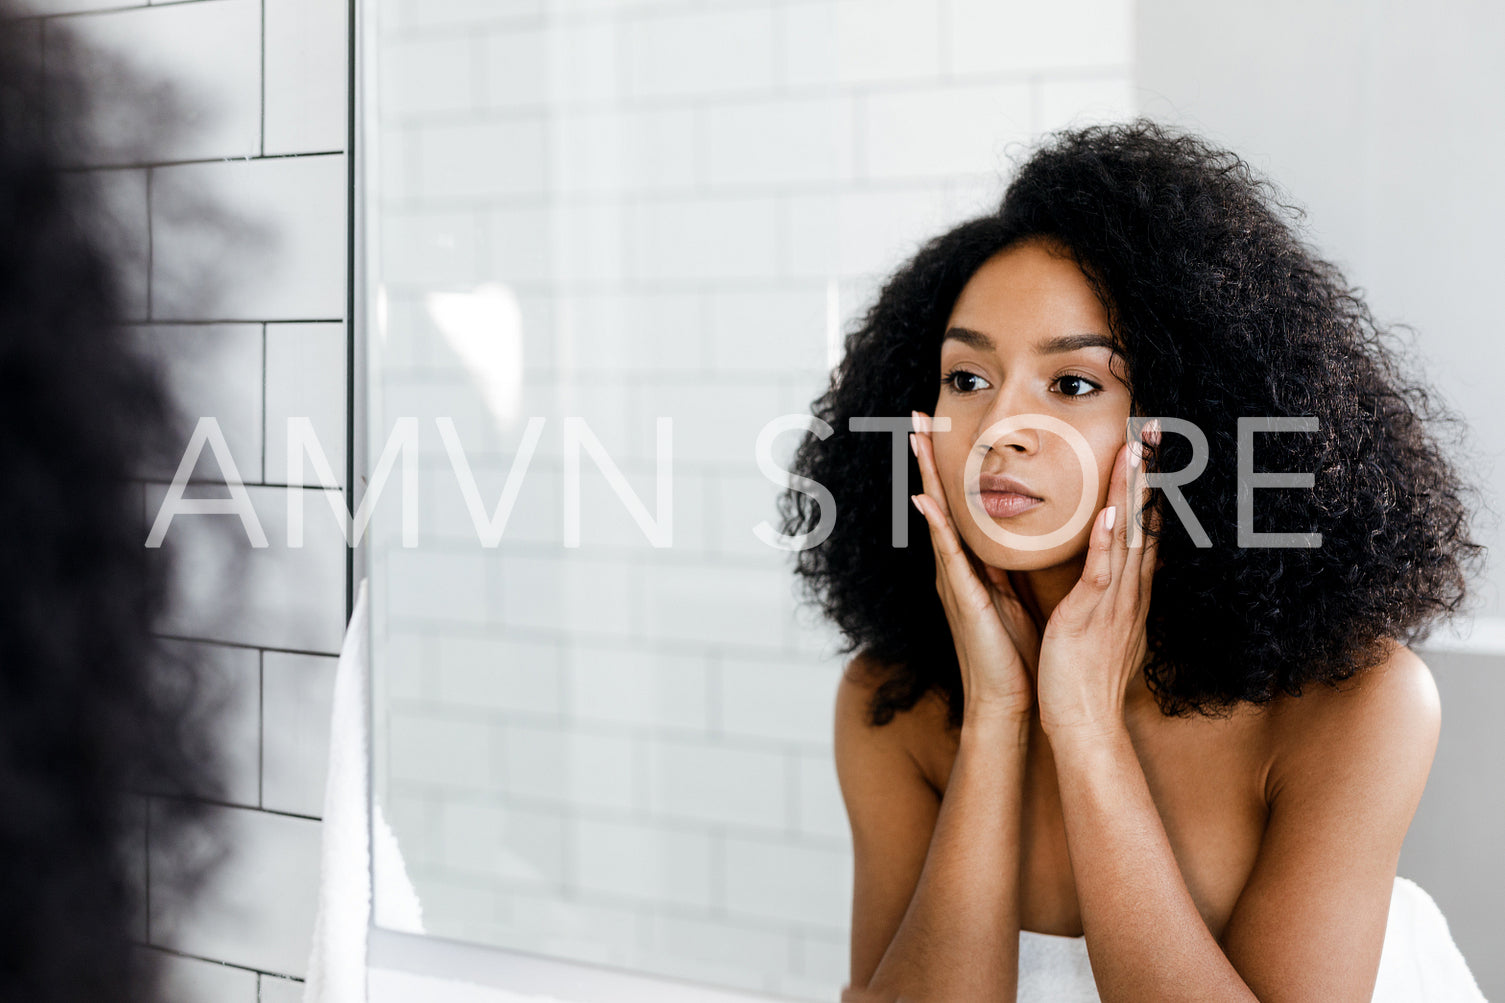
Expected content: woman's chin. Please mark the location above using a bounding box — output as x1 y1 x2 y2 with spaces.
987 551 1065 573
965 533 1091 574
952 501 1097 572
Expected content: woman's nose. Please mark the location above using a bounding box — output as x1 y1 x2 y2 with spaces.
976 381 1042 454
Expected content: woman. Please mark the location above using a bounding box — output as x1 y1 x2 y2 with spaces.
781 119 1487 1000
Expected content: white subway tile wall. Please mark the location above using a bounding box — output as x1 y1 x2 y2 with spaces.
26 0 352 993
81 167 152 319
266 322 349 489
160 639 263 808
150 155 348 321
148 803 323 976
132 323 265 482
60 0 263 163
264 0 350 154
370 1 1133 999
157 954 259 1003
147 481 348 652
257 974 309 1003
262 651 340 816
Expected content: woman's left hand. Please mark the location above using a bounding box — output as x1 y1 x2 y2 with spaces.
1036 420 1161 744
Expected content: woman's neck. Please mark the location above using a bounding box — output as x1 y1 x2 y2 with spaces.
1010 554 1156 714
1009 557 1087 635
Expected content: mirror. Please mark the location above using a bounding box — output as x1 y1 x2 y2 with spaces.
362 1 1504 1000
363 3 1133 998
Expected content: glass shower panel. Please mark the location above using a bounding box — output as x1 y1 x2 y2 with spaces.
366 2 1133 998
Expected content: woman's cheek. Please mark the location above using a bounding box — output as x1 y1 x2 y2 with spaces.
1093 436 1122 503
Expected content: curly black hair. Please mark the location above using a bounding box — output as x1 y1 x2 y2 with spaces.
0 6 241 1001
780 117 1489 732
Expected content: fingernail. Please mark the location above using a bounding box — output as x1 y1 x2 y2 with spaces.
910 409 921 433
909 432 917 458
1129 439 1141 469
1104 506 1117 531
911 494 924 516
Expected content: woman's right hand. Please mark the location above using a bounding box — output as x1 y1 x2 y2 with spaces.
910 410 1039 724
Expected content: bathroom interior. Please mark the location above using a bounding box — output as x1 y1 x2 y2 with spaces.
13 0 1502 1000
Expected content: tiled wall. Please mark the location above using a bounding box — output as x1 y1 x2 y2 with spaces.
12 0 351 996
368 1 1133 999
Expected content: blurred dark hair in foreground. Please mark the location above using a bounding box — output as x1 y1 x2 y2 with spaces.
0 2 248 1000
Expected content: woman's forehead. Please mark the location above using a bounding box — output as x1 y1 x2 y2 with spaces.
948 243 1111 340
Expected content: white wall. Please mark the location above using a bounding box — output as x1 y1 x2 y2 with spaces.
1136 0 1505 623
12 0 352 996
1135 3 1505 997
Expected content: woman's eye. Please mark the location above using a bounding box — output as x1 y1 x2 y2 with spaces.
1054 374 1102 397
941 369 989 394
941 370 1102 397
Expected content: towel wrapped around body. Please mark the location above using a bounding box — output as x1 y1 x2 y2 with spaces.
1015 876 1486 1002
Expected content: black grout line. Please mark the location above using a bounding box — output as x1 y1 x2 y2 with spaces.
258 0 265 158
148 789 323 824
144 168 153 318
152 632 341 660
59 149 345 174
7 0 241 24
257 650 265 809
135 477 344 490
259 322 267 482
345 0 357 627
137 942 307 984
125 316 345 325
142 797 152 945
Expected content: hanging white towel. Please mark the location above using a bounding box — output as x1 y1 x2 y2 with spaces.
302 578 424 1003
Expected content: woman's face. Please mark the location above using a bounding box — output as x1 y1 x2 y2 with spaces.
932 238 1132 572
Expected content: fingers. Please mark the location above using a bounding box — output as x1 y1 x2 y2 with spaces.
909 410 946 514
912 489 965 571
911 411 993 616
1103 418 1158 603
909 414 970 597
1080 501 1117 592
1137 419 1162 597
1111 435 1132 558
1107 418 1161 610
914 490 994 620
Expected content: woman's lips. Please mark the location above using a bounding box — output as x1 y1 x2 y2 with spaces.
978 491 1044 518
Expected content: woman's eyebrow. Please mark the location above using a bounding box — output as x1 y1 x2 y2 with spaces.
941 326 996 351
942 326 1120 356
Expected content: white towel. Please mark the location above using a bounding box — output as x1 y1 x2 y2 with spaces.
1017 929 1100 1003
302 578 424 1003
1372 876 1487 1002
1014 875 1487 1002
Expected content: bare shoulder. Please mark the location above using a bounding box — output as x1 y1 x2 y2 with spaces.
1219 643 1446 995
1266 639 1441 790
836 651 955 790
838 650 950 726
834 651 952 986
